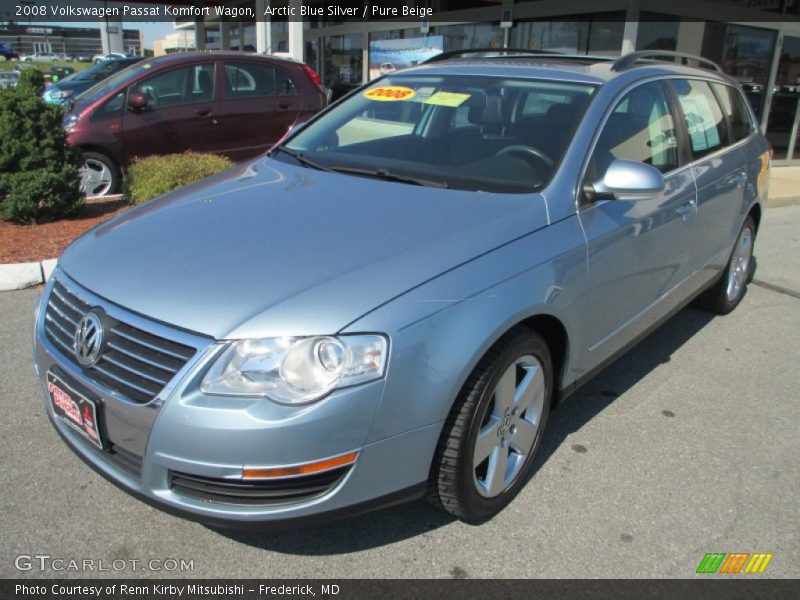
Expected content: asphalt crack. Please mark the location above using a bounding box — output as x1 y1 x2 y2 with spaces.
751 279 800 300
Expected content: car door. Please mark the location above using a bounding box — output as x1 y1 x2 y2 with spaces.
576 80 700 367
122 61 220 162
671 79 749 273
218 60 303 161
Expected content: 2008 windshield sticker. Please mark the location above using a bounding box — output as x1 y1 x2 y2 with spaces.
364 86 416 101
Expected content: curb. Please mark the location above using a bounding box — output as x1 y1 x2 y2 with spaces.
1 195 122 292
0 258 57 292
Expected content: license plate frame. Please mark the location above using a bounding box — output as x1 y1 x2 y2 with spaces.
46 371 103 450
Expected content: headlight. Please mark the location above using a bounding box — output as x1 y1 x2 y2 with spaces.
200 335 388 405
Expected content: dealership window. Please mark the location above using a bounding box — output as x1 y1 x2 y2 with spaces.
635 13 680 51
437 23 504 52
322 34 364 97
701 23 776 118
510 13 624 56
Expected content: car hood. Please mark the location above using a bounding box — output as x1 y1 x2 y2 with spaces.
59 158 549 340
51 79 90 92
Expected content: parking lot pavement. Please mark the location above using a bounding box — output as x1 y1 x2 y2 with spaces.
1 211 798 580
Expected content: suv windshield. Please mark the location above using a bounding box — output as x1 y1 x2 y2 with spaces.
281 74 596 193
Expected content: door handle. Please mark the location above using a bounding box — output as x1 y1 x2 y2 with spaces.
676 202 695 221
277 102 292 110
719 171 747 189
195 109 213 117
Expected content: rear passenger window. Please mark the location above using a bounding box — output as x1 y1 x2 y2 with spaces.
673 80 728 158
712 83 755 142
589 81 679 178
225 62 298 98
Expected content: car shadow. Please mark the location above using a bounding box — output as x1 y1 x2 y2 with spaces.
211 305 715 555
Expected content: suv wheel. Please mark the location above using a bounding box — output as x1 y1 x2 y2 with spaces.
428 328 552 521
79 152 119 197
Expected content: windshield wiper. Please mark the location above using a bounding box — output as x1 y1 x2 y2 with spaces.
269 146 332 172
327 166 449 189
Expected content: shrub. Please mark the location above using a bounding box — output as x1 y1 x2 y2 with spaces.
123 152 234 205
0 69 83 223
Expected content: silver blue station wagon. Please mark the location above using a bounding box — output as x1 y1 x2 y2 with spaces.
34 50 770 526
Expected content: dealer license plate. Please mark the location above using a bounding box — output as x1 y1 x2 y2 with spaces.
46 371 103 449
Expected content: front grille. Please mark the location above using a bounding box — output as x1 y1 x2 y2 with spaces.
169 467 350 505
44 280 196 404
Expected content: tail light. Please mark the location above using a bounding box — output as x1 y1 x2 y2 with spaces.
301 63 322 87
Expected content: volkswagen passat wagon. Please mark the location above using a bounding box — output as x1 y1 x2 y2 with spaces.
34 50 770 526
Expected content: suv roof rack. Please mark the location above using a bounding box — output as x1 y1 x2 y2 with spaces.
612 50 722 73
423 48 613 64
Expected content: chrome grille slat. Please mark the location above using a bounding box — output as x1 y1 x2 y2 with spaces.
45 323 75 354
50 284 88 315
111 327 194 361
43 279 198 405
48 296 79 328
101 353 170 386
92 363 161 398
106 340 182 373
45 311 76 339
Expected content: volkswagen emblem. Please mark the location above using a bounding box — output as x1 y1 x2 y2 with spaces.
74 311 104 367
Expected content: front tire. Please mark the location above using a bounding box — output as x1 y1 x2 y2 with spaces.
697 216 755 315
428 328 552 521
79 152 120 197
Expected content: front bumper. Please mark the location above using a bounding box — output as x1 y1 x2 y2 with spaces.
33 270 439 525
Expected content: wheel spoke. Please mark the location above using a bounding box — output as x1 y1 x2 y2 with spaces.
494 365 516 414
514 364 544 422
474 417 501 465
509 418 537 455
485 445 509 496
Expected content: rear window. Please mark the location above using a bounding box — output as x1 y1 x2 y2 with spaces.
672 79 729 158
224 62 299 98
712 83 755 142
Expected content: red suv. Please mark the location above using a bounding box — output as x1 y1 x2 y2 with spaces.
63 52 327 196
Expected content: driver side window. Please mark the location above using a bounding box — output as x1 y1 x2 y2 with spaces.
588 82 679 182
130 63 215 109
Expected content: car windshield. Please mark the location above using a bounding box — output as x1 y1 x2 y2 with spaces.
73 60 151 107
281 74 596 193
74 60 122 82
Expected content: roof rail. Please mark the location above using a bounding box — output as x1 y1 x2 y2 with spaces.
423 48 612 64
612 50 722 73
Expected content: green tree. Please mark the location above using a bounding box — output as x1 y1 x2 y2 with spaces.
0 68 84 223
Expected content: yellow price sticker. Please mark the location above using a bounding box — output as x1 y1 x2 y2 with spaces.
424 92 471 107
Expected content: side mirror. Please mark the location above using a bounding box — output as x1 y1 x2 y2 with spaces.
128 92 148 112
585 159 665 201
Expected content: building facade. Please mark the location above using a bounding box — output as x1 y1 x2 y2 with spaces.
0 23 142 58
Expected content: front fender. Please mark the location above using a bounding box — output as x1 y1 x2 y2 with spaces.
345 215 588 444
